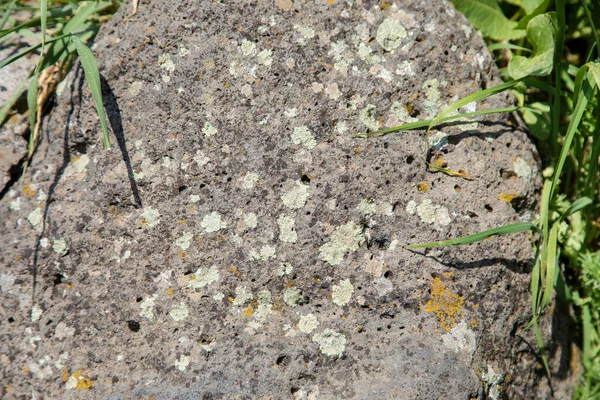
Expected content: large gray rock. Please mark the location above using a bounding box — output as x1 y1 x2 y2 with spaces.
0 0 577 398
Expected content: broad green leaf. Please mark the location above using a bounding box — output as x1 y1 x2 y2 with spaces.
71 34 110 149
407 222 539 249
520 102 550 139
508 13 557 80
588 61 600 90
516 0 552 29
450 0 526 40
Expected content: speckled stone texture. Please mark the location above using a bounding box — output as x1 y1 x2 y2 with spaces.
0 1 577 399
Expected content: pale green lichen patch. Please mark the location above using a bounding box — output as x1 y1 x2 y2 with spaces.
416 199 451 226
281 180 310 209
325 83 341 100
294 25 315 45
242 172 260 189
241 39 256 56
250 245 276 261
284 108 298 118
201 211 226 233
482 365 504 400
169 303 189 322
291 126 317 149
73 154 89 173
31 305 43 323
357 42 382 65
141 207 160 228
158 54 175 72
312 329 346 358
298 313 319 333
52 238 69 256
331 279 354 306
406 200 417 215
253 289 273 322
140 294 158 321
328 40 353 74
243 212 258 229
428 131 448 150
257 49 273 67
190 194 201 203
359 104 380 131
391 101 417 123
187 266 219 289
513 157 532 182
175 232 194 250
423 79 444 117
202 121 218 136
277 262 293 276
27 208 42 227
175 354 190 372
357 198 376 215
283 287 302 307
233 285 253 306
376 18 407 52
396 60 415 76
178 46 190 57
319 221 365 266
277 214 297 243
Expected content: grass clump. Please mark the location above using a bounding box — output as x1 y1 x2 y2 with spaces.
357 0 600 395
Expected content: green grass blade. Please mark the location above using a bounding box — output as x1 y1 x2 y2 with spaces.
407 222 539 249
26 75 38 157
540 222 559 310
560 197 593 219
0 32 74 69
488 43 532 52
427 78 525 131
0 0 16 31
40 0 47 53
71 34 110 149
354 107 519 138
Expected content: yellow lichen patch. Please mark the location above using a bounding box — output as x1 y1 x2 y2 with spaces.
5 386 11 392
284 280 295 288
178 251 188 262
433 156 445 168
498 192 518 203
417 182 429 192
341 315 346 320
177 218 187 223
224 81 229 88
328 0 334 4
355 145 360 154
228 296 235 304
441 271 454 278
167 288 174 296
62 368 70 382
243 304 254 317
229 265 240 276
109 206 119 216
424 277 464 331
71 371 93 390
188 275 196 282
23 183 36 198
22 366 29 374
66 283 73 289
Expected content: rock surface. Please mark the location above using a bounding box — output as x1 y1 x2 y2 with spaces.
0 0 576 398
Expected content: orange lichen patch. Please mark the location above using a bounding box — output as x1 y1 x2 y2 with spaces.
109 206 119 216
433 156 445 168
5 386 11 392
178 251 188 262
498 192 518 203
16 255 23 261
284 280 295 288
328 0 334 4
66 283 73 289
424 277 464 331
71 371 93 390
62 368 70 382
167 288 174 296
228 296 235 304
223 81 229 88
355 145 360 154
341 315 346 320
188 275 196 282
243 305 254 317
23 183 36 198
441 271 454 278
417 182 429 192
229 265 240 276
22 366 29 374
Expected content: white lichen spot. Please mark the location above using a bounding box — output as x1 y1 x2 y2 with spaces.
241 39 256 56
376 19 407 52
416 199 437 224
460 24 472 39
436 206 452 226
178 47 190 57
357 198 376 215
396 60 415 76
162 74 171 83
331 279 354 306
359 104 380 131
27 208 42 227
31 305 43 323
233 285 253 306
482 365 504 400
243 212 258 229
39 237 49 248
212 292 225 302
169 303 189 322
281 180 310 209
241 84 253 97
428 131 448 150
202 121 218 137
318 221 365 266
52 238 69 256
391 101 417 123
257 49 273 67
328 40 353 74
9 197 21 210
140 294 158 321
513 157 532 182
373 276 394 296
325 83 341 100
242 172 260 189
298 314 319 333
335 121 348 134
376 202 394 216
283 287 303 307
312 329 346 358
284 108 298 118
175 232 194 250
194 150 210 166
73 154 89 173
291 126 317 149
158 54 175 72
311 82 324 93
190 194 200 203
142 207 160 228
423 79 442 117
442 321 477 357
294 25 315 45
175 354 190 371
277 215 297 243
254 289 273 322
201 211 226 233
357 42 382 65
55 322 75 340
187 266 219 289
277 262 293 276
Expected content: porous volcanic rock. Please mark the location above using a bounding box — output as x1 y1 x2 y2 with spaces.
0 1 576 399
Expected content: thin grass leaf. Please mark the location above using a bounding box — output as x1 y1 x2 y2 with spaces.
532 314 551 376
71 34 110 149
488 43 532 52
427 78 525 131
540 222 559 310
40 0 47 53
407 222 539 249
0 32 74 69
354 107 519 138
0 77 28 126
560 197 593 219
26 74 38 158
0 0 16 31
